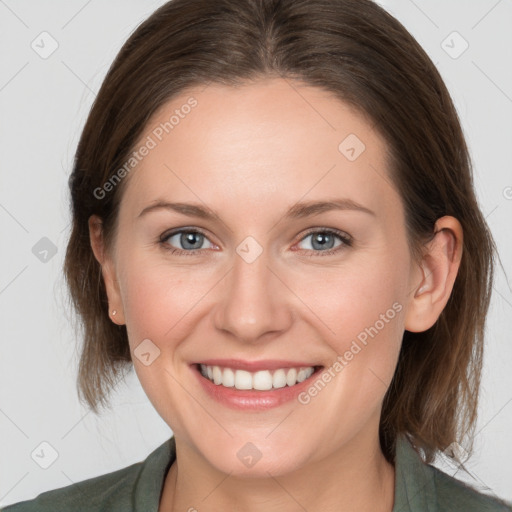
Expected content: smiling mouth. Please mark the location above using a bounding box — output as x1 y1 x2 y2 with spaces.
196 363 324 391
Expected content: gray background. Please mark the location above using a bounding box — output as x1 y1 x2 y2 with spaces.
0 0 511 507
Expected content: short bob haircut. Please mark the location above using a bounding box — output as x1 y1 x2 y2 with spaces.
64 0 496 464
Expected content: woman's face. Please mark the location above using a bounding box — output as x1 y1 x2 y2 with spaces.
103 78 421 476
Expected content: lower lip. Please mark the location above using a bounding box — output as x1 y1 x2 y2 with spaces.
191 364 324 410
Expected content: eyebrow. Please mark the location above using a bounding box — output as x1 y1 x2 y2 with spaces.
138 198 375 221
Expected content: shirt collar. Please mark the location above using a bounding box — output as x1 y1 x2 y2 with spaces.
393 434 437 512
133 436 176 511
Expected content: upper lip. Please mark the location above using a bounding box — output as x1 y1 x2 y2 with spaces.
193 359 322 372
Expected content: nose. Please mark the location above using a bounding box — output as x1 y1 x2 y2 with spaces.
213 247 293 344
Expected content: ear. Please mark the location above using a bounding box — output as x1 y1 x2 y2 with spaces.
404 216 463 333
88 215 125 325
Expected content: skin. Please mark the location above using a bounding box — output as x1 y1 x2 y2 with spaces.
89 78 463 512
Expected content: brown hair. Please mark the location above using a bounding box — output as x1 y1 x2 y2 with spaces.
64 0 495 464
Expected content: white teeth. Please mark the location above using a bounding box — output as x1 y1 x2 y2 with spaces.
235 370 253 390
286 368 297 386
253 370 273 391
212 366 222 385
297 368 308 383
223 367 235 387
272 369 287 389
199 364 316 390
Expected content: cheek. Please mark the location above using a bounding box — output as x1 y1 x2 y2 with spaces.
292 251 407 400
293 255 406 347
117 256 217 424
120 258 216 344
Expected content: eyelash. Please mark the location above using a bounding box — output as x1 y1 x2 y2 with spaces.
159 227 353 257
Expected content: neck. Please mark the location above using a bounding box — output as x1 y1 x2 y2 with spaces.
159 430 395 512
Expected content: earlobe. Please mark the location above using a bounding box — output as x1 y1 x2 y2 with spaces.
88 215 126 325
404 216 463 333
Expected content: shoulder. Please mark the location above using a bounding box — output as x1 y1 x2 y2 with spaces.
1 460 144 512
1 437 175 512
393 434 512 512
430 464 512 512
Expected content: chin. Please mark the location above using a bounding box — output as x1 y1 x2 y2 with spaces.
197 437 311 478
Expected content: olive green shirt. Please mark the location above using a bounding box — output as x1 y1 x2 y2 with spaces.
2 434 511 511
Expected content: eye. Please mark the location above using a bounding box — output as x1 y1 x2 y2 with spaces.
159 227 352 257
160 228 216 255
294 229 352 256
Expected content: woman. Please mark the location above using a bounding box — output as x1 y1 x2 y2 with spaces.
3 0 511 510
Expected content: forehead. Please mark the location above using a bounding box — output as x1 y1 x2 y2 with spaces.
120 78 400 223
